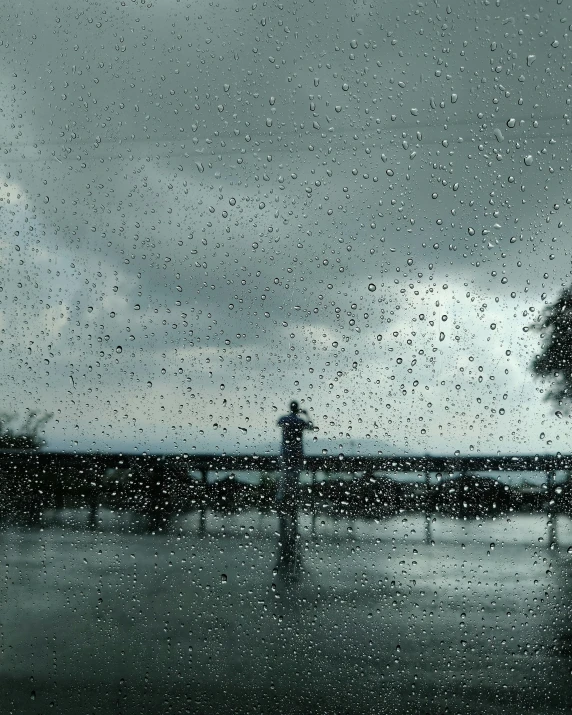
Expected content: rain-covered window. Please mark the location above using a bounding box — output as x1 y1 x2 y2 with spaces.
1 1 572 712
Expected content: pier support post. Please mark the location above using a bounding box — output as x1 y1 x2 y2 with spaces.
424 468 432 545
547 469 557 549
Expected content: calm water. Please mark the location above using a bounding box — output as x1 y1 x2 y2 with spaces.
1 510 572 713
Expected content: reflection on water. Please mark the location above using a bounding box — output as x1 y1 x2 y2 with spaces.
1 509 571 713
276 510 302 580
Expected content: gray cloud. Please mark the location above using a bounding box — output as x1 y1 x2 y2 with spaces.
0 0 571 454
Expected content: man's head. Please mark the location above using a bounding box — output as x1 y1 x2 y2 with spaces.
289 400 300 414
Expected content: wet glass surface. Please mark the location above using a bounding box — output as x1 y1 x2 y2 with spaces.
3 0 572 711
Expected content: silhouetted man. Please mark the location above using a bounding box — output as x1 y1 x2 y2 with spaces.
277 400 313 509
275 401 313 576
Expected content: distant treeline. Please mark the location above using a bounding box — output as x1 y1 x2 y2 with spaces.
166 471 561 519
5 465 564 523
1 456 569 526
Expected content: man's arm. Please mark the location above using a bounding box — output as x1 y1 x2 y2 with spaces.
300 409 314 430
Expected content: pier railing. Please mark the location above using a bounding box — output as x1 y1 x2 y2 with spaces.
0 452 566 542
0 449 570 475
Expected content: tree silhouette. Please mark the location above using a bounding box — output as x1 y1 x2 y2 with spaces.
531 286 572 409
0 410 52 450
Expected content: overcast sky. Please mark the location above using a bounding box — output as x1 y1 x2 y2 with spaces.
1 0 572 455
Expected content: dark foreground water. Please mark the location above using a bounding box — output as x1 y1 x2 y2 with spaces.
2 509 572 714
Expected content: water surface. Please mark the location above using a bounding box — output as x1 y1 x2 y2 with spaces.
1 510 571 713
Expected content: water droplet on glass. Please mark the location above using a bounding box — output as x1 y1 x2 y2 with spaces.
524 155 533 166
368 283 376 292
